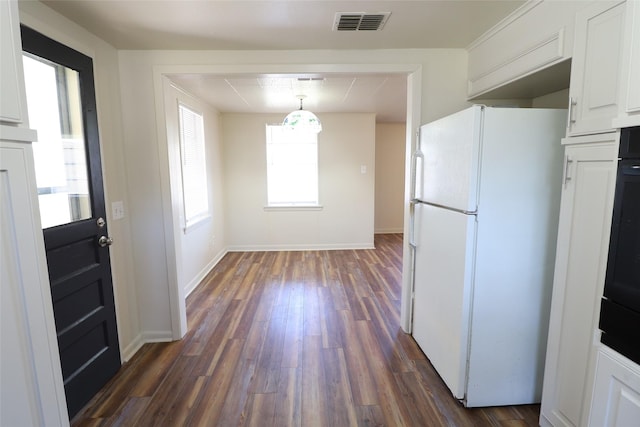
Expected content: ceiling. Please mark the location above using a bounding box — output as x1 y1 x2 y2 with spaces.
169 73 410 122
40 0 527 122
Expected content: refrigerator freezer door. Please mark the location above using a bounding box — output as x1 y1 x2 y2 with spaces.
419 105 483 212
412 202 477 401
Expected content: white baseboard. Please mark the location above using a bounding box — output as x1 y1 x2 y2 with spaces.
142 330 174 343
374 228 403 234
226 242 375 252
184 248 228 297
120 334 144 362
119 330 174 362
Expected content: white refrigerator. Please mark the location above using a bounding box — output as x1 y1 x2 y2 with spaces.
410 105 566 407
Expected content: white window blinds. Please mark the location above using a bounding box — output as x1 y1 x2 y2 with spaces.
178 104 209 228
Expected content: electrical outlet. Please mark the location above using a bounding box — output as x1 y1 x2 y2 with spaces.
361 165 367 174
112 201 125 220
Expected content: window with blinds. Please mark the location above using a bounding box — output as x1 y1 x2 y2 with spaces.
178 103 209 229
266 125 318 206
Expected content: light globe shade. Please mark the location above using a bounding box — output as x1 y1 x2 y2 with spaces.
282 106 322 133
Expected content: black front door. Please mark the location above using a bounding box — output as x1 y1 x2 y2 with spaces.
21 26 121 418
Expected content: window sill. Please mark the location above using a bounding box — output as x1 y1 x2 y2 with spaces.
183 214 211 234
263 205 323 212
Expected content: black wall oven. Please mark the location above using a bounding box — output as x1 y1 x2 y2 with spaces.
599 126 640 364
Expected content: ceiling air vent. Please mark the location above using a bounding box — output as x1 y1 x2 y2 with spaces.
333 12 391 31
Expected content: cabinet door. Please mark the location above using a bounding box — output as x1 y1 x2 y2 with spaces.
588 347 640 427
624 0 640 115
540 138 618 427
0 140 68 426
568 1 626 136
0 0 26 124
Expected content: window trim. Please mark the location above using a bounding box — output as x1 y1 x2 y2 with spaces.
263 204 323 211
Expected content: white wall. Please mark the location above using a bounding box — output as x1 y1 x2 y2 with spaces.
533 88 570 108
19 1 141 359
163 82 227 295
375 123 406 234
223 113 375 250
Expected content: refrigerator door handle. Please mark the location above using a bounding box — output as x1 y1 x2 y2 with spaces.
410 149 425 201
416 200 478 216
409 200 417 249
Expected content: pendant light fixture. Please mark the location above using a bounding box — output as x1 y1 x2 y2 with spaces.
282 95 322 133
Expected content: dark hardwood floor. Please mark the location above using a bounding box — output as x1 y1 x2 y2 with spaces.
71 233 540 426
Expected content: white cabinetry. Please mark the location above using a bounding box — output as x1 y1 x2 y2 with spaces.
0 138 69 426
614 0 640 127
540 134 618 427
0 0 27 124
0 0 69 424
567 1 627 136
588 346 640 427
467 0 584 99
624 0 640 115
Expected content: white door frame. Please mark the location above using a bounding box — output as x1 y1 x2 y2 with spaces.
151 63 422 339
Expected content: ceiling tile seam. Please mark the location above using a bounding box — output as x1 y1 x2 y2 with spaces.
224 79 251 108
369 77 390 98
341 78 357 104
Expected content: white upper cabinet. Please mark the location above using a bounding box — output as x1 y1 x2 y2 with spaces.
614 0 640 127
0 0 27 125
467 1 584 99
567 1 627 136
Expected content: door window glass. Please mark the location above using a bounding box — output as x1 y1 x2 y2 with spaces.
22 53 92 228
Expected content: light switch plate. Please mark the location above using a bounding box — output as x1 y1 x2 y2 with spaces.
112 201 125 220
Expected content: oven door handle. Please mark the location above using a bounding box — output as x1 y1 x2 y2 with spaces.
622 163 640 175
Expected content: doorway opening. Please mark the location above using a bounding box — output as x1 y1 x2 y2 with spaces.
152 65 421 339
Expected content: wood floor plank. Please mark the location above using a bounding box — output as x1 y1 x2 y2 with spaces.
216 357 257 426
128 341 186 397
190 298 243 376
317 285 340 349
245 393 277 427
273 367 301 427
340 270 371 321
249 297 287 393
300 335 327 427
135 355 196 424
394 371 447 426
355 319 414 426
158 375 207 426
302 284 322 337
71 234 543 427
361 295 414 374
336 310 378 406
108 397 151 426
281 296 303 369
187 338 245 425
356 404 386 427
322 347 359 426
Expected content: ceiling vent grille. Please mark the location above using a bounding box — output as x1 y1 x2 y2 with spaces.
333 12 391 31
